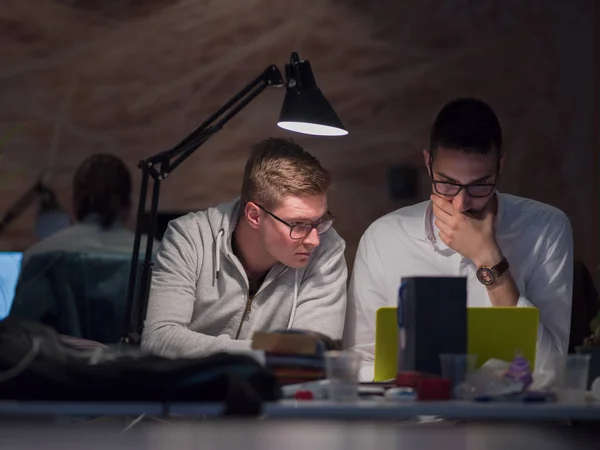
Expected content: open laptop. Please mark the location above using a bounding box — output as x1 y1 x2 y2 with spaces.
374 306 539 382
0 251 22 320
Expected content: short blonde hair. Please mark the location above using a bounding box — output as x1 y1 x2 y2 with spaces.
241 138 331 208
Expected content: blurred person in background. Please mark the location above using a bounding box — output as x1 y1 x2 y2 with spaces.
20 153 156 269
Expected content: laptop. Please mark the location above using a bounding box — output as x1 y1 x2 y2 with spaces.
0 251 23 320
373 306 539 382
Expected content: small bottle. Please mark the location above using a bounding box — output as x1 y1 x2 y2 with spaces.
504 353 533 390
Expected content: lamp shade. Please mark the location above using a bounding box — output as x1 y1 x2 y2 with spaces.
277 53 348 137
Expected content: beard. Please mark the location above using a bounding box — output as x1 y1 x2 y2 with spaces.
464 194 497 218
464 208 483 218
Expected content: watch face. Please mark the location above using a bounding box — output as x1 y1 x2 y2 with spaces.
477 267 496 285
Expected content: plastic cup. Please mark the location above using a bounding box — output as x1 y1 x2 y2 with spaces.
440 354 477 397
554 354 591 403
324 350 361 402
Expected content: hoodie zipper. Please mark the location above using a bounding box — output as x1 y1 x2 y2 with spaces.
235 293 255 339
227 253 290 340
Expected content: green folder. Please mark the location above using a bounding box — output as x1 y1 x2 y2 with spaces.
373 306 539 382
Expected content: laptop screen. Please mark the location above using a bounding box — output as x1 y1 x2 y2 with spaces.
0 252 22 319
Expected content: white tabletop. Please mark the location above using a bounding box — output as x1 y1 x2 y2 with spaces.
1 399 599 422
0 401 163 417
167 399 600 421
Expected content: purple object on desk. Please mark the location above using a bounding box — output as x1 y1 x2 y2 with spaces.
504 354 533 389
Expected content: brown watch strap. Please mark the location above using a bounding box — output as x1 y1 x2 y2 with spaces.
491 257 510 278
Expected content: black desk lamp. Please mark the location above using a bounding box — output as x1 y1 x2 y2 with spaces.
122 52 347 344
0 178 70 240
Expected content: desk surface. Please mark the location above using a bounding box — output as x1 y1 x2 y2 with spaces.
0 401 164 417
1 400 600 422
0 420 598 450
172 400 600 421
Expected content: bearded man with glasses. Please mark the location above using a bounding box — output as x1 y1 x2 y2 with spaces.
344 98 573 381
142 138 346 358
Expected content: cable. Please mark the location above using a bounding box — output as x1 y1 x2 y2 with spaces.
0 337 40 383
122 413 146 433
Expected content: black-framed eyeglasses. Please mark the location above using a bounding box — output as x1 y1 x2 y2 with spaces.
428 155 499 198
253 203 334 240
430 179 496 198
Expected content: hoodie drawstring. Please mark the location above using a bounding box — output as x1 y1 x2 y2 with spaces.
287 269 299 329
214 228 225 285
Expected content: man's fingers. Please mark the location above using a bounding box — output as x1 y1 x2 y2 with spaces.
434 218 450 233
432 201 453 223
438 230 450 245
430 194 455 216
432 205 448 224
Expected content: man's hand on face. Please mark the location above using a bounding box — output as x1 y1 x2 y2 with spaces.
431 194 502 267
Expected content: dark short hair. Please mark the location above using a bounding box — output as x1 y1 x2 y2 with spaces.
429 98 502 156
73 153 132 229
240 137 331 209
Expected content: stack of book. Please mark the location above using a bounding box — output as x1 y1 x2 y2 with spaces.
251 330 341 385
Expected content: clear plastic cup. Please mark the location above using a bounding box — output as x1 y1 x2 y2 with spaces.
554 354 591 403
592 377 600 401
324 350 361 402
440 354 477 397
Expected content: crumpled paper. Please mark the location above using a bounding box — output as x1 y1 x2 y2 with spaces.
455 359 557 401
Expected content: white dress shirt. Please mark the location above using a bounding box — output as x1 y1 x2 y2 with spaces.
343 193 573 381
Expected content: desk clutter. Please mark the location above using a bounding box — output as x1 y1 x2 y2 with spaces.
284 275 599 405
283 351 600 405
251 330 342 385
392 353 555 402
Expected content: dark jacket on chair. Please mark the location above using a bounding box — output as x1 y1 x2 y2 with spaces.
9 251 140 344
569 260 600 352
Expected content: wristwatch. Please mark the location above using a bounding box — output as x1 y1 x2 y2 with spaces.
476 257 510 286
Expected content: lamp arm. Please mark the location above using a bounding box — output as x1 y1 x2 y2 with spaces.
145 65 284 169
121 64 284 344
168 67 282 174
0 181 43 235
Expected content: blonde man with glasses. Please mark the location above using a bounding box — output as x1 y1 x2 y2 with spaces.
344 98 573 381
142 138 346 358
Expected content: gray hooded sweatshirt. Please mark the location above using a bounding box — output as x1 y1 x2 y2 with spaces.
141 198 348 358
